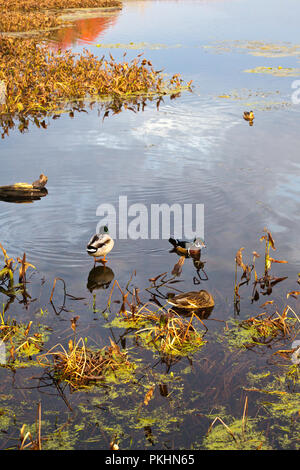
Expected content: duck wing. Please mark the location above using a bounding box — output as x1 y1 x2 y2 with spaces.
87 234 111 251
168 238 188 248
169 292 199 308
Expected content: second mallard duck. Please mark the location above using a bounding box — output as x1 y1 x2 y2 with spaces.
86 225 114 266
167 290 214 312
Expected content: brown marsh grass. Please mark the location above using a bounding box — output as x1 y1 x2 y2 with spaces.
0 0 121 12
38 337 134 388
0 37 189 137
0 0 121 33
0 10 63 33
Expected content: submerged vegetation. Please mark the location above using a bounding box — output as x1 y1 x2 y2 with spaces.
0 233 299 449
135 312 206 357
0 309 47 366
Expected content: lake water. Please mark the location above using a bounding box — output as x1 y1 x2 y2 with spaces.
0 0 299 450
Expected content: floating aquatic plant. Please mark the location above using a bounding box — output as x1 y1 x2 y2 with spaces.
95 42 182 50
244 370 300 449
38 337 135 389
225 304 298 351
0 308 47 365
239 308 297 345
19 402 42 450
204 399 271 450
234 228 288 311
136 312 207 357
204 40 300 58
244 66 300 77
104 278 207 357
0 242 36 307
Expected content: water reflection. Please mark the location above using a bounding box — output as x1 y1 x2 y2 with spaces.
87 265 115 293
50 14 119 49
170 248 208 283
0 189 47 204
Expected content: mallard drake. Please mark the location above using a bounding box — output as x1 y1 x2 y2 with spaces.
169 237 206 257
243 111 254 121
167 290 214 311
87 225 114 266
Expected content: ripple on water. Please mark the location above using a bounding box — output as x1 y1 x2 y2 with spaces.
0 97 242 270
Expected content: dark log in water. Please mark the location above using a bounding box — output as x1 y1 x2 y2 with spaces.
0 175 48 203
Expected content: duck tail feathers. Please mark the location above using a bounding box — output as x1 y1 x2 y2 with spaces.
168 237 177 247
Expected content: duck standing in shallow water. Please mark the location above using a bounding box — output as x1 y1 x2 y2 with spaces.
86 226 114 266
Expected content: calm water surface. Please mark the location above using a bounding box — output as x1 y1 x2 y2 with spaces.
0 0 299 450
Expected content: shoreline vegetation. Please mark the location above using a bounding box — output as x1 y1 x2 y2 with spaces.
0 0 122 32
0 0 191 138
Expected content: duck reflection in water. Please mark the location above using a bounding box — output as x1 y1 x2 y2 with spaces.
170 243 208 284
87 265 114 293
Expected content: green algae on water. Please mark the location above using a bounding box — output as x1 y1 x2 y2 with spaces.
244 66 300 77
96 42 182 50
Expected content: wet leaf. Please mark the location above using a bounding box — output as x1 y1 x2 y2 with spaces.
268 257 288 264
270 276 288 287
70 316 80 333
235 247 247 274
287 291 300 299
260 300 274 308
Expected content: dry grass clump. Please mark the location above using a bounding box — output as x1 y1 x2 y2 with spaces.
0 37 188 137
38 337 134 388
137 312 207 356
240 307 297 344
106 280 206 357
